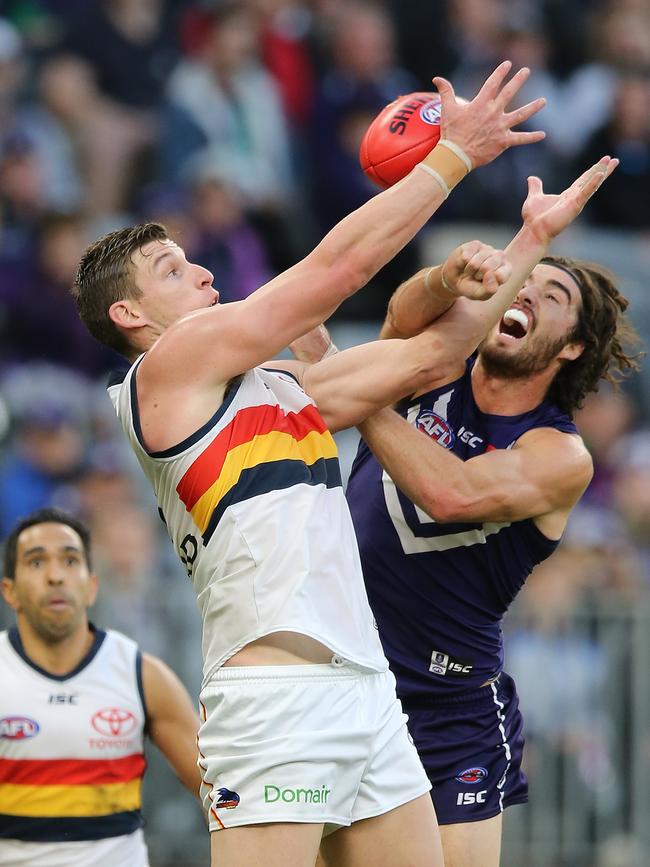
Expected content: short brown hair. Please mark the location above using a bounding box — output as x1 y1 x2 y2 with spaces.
71 222 169 355
542 255 642 416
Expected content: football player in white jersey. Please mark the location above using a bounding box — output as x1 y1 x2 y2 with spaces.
69 61 619 867
0 508 202 867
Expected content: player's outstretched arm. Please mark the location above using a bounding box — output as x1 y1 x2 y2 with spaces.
151 63 546 388
291 157 618 431
380 243 512 340
382 156 620 340
142 654 202 799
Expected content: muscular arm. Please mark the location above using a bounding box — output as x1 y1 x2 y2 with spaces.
379 243 511 340
143 63 544 390
358 409 593 533
297 225 549 431
142 654 202 799
287 156 617 432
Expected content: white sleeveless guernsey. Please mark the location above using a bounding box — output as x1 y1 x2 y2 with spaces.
108 362 387 683
0 627 148 867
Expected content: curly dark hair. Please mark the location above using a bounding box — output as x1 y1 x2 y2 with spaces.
541 255 642 416
71 222 169 356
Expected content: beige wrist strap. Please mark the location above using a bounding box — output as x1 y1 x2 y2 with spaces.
322 341 339 358
424 265 457 298
418 141 471 198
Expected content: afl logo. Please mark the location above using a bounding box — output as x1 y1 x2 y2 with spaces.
420 99 442 126
0 716 40 740
415 410 455 448
456 767 488 784
91 708 136 738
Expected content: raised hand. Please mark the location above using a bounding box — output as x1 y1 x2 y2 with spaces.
521 156 619 244
442 241 512 301
434 60 546 168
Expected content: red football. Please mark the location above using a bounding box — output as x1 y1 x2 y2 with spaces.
360 92 443 189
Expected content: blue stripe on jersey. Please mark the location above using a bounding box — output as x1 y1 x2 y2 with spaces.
202 455 342 544
8 626 106 682
127 360 244 459
0 810 143 842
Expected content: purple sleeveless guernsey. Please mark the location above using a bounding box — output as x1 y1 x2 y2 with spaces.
346 356 578 701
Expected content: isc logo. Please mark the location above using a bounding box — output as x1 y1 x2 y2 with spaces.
457 790 487 805
457 426 483 448
448 662 472 674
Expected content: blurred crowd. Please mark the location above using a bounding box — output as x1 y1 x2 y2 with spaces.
0 1 648 863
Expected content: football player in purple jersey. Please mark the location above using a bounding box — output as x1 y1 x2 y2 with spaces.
297 169 638 867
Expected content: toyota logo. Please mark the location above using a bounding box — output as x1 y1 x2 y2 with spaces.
91 708 136 737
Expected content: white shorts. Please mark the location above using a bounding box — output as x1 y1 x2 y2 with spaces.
197 656 431 834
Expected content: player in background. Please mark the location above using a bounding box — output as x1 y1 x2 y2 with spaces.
0 508 201 867
294 181 639 864
71 63 553 867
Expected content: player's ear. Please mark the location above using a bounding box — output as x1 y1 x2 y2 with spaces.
109 299 147 332
1 577 17 611
86 572 99 608
558 341 584 362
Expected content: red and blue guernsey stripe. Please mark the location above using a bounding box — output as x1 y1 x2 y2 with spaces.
0 753 146 842
177 402 341 544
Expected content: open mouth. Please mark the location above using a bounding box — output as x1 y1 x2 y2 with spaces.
44 596 72 611
498 307 530 340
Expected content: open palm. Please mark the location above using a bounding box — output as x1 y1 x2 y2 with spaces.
521 156 618 245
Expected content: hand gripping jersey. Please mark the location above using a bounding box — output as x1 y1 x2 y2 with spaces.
0 627 147 866
108 363 387 684
346 357 578 701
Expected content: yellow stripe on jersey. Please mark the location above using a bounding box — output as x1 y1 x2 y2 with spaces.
0 778 142 817
190 428 338 533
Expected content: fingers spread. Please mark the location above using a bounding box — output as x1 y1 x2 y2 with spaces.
432 76 456 107
508 130 546 146
474 60 512 102
505 97 547 128
496 66 531 108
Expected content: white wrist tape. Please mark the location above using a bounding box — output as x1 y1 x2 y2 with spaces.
322 341 339 358
437 139 473 172
416 163 450 199
440 266 457 296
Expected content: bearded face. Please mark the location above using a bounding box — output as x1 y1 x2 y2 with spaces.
479 329 576 379
478 263 584 381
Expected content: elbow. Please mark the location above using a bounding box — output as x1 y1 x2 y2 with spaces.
418 484 479 524
333 251 377 297
409 334 455 391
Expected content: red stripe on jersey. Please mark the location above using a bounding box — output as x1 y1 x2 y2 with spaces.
0 753 146 786
176 402 327 510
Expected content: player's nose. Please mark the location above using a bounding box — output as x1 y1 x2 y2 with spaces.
515 285 535 307
45 566 65 584
197 264 214 287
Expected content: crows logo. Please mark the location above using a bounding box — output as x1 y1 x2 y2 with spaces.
455 767 488 784
215 787 240 809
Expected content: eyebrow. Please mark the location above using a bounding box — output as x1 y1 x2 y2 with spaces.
545 279 574 304
22 545 81 558
151 249 180 275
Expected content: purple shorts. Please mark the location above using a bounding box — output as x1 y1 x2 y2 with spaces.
403 672 528 825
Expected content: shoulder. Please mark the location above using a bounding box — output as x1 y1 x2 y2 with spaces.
140 653 192 719
515 428 593 492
